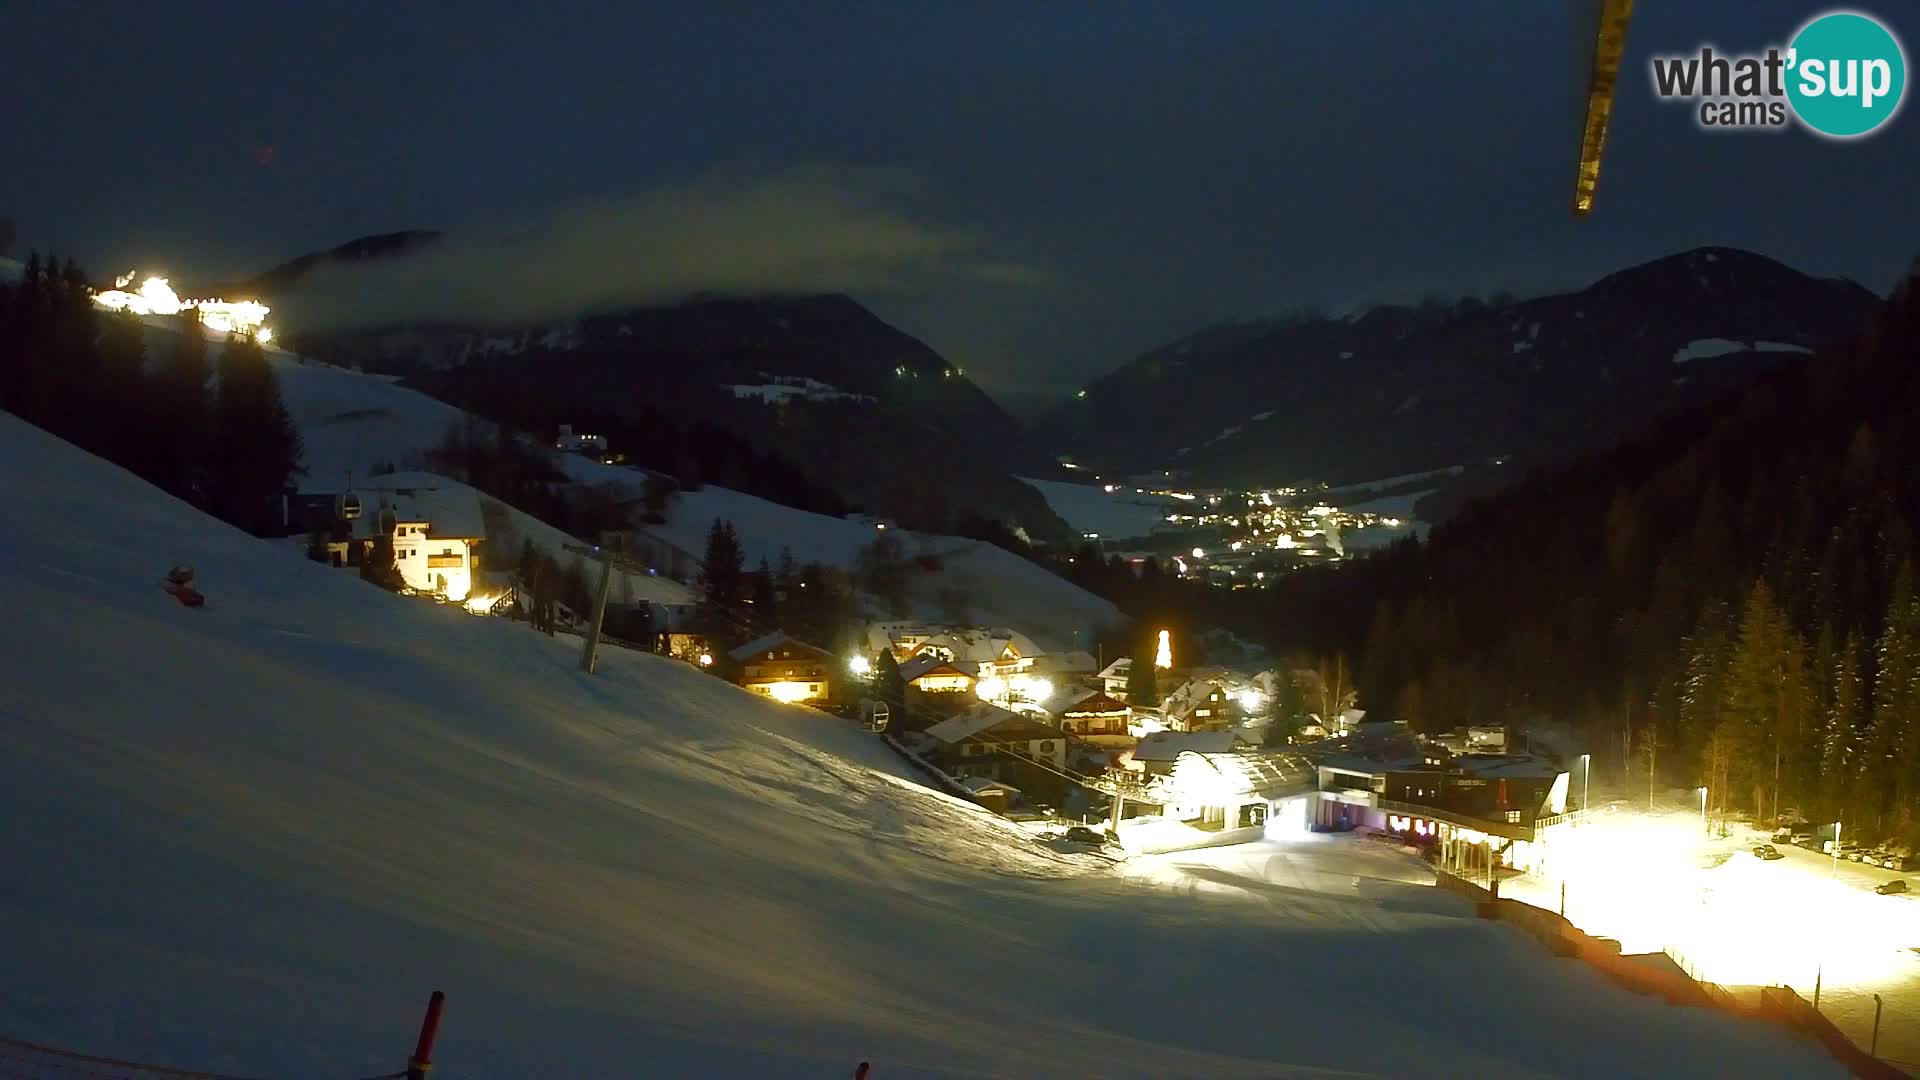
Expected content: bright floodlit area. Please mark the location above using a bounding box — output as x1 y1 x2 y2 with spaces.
1499 795 1920 1069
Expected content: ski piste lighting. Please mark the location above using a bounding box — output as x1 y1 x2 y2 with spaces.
91 272 275 344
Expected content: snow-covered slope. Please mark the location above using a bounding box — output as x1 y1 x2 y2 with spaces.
1016 476 1177 542
0 414 1846 1078
583 468 1116 648
254 340 1116 645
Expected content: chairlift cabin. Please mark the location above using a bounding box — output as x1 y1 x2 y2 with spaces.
861 699 891 732
337 492 362 521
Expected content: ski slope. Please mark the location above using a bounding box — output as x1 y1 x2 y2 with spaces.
0 415 1847 1078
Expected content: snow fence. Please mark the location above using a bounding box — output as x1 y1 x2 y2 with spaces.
0 992 444 1080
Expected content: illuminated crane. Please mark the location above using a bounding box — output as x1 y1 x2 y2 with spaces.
1572 0 1637 216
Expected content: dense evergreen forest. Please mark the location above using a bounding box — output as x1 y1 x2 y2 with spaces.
1257 259 1920 842
0 255 303 535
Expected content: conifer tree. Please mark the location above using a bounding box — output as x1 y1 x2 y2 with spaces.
698 518 746 647
750 557 778 634
210 332 303 533
154 307 213 501
874 650 908 725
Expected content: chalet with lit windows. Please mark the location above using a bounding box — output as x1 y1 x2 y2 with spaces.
1160 680 1236 732
728 632 835 704
921 702 1070 783
898 653 975 694
311 474 486 601
1054 688 1132 748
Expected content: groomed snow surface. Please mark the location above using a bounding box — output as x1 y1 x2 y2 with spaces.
0 414 1848 1077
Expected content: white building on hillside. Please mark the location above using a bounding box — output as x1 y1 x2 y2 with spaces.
342 474 486 601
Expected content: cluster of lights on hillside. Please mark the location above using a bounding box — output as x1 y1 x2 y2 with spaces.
91 273 275 344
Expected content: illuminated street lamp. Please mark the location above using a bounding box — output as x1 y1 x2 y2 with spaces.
1580 754 1591 816
1832 820 1843 878
1699 786 1708 836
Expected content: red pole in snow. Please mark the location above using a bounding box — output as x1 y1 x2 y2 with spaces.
406 991 446 1080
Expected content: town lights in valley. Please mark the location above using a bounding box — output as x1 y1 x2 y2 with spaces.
90 273 274 343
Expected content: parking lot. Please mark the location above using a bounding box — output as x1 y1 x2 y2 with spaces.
1499 801 1920 1069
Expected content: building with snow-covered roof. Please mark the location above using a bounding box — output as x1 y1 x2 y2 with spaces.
310 474 487 600
908 627 1045 678
1160 679 1237 732
922 702 1069 782
957 775 1020 815
1125 729 1252 778
728 632 836 704
897 653 974 694
1156 750 1318 843
1053 688 1131 748
1097 657 1133 700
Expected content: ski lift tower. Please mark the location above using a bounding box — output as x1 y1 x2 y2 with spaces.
563 541 652 674
1571 0 1636 216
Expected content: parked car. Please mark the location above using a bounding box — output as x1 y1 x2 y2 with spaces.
1752 844 1785 861
1878 879 1910 896
1772 829 1794 845
1848 847 1870 862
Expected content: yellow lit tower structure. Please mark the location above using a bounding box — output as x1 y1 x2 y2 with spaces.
1572 0 1637 216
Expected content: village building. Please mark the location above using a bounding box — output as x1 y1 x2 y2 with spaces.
312 474 486 601
1054 688 1132 748
1124 729 1252 779
1305 724 1573 877
1097 657 1133 700
959 776 1021 815
1159 749 1318 841
920 702 1070 785
728 631 835 704
864 621 943 661
1034 650 1099 679
1160 679 1237 732
898 653 975 694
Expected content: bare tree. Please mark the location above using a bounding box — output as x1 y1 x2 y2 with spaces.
1316 653 1356 721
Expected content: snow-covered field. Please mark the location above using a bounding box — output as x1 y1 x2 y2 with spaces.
227 335 1119 647
0 414 1848 1077
553 458 1119 648
1016 476 1176 542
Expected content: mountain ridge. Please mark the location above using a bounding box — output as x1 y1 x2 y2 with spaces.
235 232 1069 542
1041 246 1881 492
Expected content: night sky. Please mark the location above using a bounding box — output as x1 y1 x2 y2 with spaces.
7 2 1915 411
